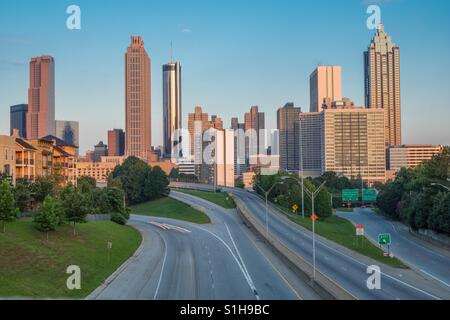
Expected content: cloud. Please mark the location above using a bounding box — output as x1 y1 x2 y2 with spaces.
181 28 192 33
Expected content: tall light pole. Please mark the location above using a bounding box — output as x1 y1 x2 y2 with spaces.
430 183 450 192
254 181 283 238
281 176 326 281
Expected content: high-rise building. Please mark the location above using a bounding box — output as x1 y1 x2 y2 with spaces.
162 62 182 158
55 120 79 148
27 56 55 139
364 24 401 146
231 117 246 175
277 103 301 172
108 129 125 156
93 141 108 162
10 104 28 138
297 112 323 177
125 36 151 160
310 66 342 112
244 105 265 155
322 101 386 184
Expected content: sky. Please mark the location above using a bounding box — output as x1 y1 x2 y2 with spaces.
0 0 449 154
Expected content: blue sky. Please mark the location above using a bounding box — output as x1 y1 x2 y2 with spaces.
1 0 449 153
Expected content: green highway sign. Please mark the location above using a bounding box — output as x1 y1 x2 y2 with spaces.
362 189 377 202
342 189 359 202
378 233 391 245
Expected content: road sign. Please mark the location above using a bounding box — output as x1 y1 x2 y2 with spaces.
378 233 391 245
107 241 112 250
356 226 365 236
362 189 377 202
342 189 359 202
292 204 299 213
311 214 318 221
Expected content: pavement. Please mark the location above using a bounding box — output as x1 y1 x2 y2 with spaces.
336 208 450 290
170 182 450 300
88 190 321 300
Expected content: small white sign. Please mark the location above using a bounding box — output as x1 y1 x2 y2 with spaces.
356 227 365 236
107 241 112 250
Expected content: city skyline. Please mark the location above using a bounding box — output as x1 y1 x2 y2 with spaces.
1 0 450 153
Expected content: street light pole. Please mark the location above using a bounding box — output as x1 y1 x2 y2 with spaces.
299 114 305 219
430 183 450 192
254 182 282 239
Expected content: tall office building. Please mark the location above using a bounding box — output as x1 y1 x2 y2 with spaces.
297 112 323 177
244 105 265 155
125 36 151 160
108 129 125 156
364 24 401 146
55 120 79 147
277 103 301 172
27 56 55 139
162 62 182 158
231 117 246 175
310 66 342 112
10 104 28 138
93 141 108 162
322 101 386 184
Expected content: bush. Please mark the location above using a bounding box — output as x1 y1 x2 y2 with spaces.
111 212 127 225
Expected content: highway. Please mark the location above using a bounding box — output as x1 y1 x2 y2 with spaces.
88 191 320 300
336 208 450 290
170 182 450 300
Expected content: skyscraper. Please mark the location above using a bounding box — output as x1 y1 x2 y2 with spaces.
162 62 182 158
364 24 401 146
27 56 55 139
125 36 151 160
309 66 342 112
108 129 125 156
55 120 79 147
244 105 265 154
277 103 301 172
231 117 246 175
10 104 28 138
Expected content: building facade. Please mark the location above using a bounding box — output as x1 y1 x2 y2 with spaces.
107 129 125 156
27 56 55 139
387 145 444 171
322 103 386 184
310 66 342 112
297 112 323 177
364 24 401 146
125 36 151 160
93 141 108 162
55 120 79 150
277 103 301 172
10 104 28 138
0 135 16 184
162 62 182 158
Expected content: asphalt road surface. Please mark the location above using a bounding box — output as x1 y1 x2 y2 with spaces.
89 191 319 300
336 208 450 290
170 182 450 300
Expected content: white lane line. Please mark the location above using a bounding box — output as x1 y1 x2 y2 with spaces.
197 226 259 300
224 223 260 300
238 195 443 300
419 269 450 289
153 235 168 300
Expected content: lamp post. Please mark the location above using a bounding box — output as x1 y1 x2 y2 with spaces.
299 114 305 219
430 183 450 192
281 176 326 281
254 181 284 238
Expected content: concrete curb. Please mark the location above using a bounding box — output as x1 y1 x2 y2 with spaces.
85 224 146 300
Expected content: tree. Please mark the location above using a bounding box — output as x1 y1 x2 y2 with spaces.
33 196 61 240
108 157 169 205
14 179 32 212
60 185 90 235
429 192 450 235
31 175 62 203
376 182 402 219
0 180 18 233
77 176 96 193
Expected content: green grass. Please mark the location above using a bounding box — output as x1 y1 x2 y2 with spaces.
275 205 407 268
130 197 211 224
177 189 237 209
0 219 141 299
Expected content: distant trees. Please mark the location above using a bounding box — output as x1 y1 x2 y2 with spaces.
376 146 450 235
0 179 18 233
108 156 169 205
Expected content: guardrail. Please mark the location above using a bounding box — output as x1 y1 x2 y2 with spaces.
234 196 357 300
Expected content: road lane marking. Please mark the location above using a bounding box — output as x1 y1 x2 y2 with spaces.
419 269 450 288
224 223 260 300
153 235 168 300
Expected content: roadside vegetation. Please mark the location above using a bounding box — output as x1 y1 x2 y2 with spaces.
376 147 450 235
177 189 236 209
0 219 141 298
130 197 211 224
